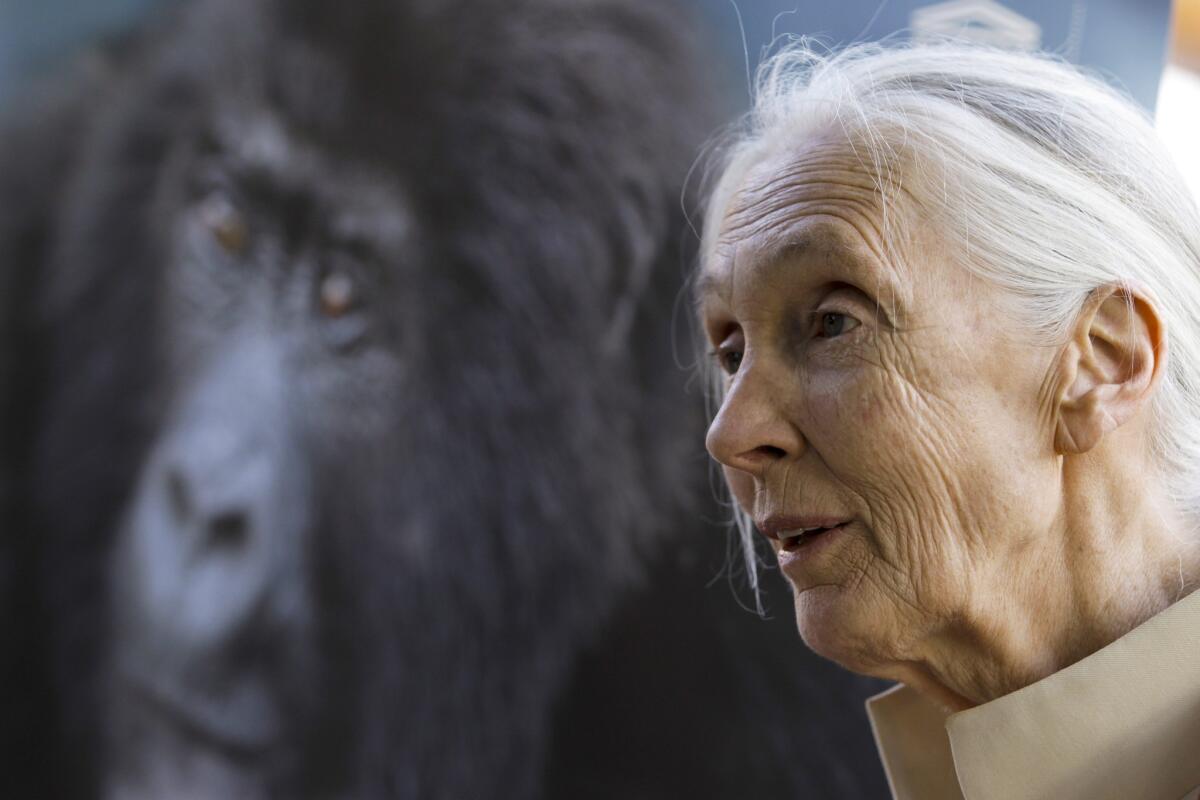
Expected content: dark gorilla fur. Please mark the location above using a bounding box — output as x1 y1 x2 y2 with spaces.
0 0 887 797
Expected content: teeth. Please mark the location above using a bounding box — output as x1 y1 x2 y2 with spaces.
780 526 825 540
777 523 848 541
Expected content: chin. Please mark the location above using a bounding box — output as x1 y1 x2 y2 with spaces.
791 583 895 678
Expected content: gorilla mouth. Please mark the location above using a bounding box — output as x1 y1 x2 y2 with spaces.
118 665 280 757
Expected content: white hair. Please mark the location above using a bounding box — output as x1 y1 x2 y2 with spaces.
699 41 1200 590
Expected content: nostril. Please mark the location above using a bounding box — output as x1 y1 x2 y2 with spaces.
208 510 250 549
166 469 191 522
754 444 787 460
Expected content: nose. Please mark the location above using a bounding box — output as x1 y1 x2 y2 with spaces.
122 424 287 651
113 336 303 661
705 363 805 477
163 447 262 552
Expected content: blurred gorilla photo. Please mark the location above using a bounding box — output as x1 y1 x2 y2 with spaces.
0 0 885 797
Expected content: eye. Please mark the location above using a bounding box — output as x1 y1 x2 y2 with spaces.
719 348 743 375
816 312 860 339
318 270 358 318
198 193 248 256
711 332 744 375
316 266 372 351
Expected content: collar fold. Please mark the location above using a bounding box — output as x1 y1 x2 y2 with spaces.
866 588 1200 800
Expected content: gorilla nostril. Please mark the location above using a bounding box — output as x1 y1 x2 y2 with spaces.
208 510 250 549
166 470 191 522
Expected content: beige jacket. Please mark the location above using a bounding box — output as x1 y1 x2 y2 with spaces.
866 587 1200 800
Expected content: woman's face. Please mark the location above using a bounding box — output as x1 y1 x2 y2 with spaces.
700 137 1065 692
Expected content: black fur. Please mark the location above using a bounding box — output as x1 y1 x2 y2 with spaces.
0 1 887 797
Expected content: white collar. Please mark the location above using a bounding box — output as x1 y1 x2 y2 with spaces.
866 588 1200 800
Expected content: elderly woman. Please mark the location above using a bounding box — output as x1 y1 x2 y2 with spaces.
698 43 1200 800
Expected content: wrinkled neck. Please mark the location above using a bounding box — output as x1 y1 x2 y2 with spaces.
904 440 1200 710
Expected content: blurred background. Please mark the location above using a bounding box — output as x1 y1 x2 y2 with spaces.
1 0 1196 193
1 0 1196 151
1162 0 1200 199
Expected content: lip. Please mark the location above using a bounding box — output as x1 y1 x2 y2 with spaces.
756 514 853 541
775 520 852 573
117 664 280 756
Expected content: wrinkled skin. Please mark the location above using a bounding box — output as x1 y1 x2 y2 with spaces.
700 134 1200 710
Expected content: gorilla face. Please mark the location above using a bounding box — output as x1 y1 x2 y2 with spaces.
16 0 723 796
3 1 896 796
106 110 420 796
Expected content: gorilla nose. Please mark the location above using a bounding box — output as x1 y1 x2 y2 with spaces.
115 443 287 654
209 509 251 548
112 344 304 660
165 465 254 550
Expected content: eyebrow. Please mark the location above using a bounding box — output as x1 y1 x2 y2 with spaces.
696 225 906 341
695 229 850 306
693 270 727 306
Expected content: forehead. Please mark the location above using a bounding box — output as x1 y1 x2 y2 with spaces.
699 136 913 307
209 110 414 247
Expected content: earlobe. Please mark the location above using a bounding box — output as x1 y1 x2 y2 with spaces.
1055 383 1124 455
1053 285 1166 456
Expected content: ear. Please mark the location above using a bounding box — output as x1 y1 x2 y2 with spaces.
1054 283 1167 455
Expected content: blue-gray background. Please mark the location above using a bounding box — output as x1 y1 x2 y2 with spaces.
0 0 169 103
0 0 1174 110
695 0 1173 110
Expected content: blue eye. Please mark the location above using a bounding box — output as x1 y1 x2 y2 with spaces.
818 312 859 339
719 348 743 375
710 330 745 375
709 346 742 375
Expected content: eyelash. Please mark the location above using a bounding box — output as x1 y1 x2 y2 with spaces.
815 311 860 339
709 345 742 375
709 311 860 376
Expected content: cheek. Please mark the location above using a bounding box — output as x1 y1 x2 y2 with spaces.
722 465 756 513
800 362 979 586
799 367 901 469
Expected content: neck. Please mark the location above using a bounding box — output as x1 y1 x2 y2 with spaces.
904 450 1200 712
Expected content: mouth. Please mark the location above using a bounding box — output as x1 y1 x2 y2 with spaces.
756 515 853 552
116 662 280 757
776 522 850 552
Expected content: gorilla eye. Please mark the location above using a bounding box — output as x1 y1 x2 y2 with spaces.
817 312 860 339
317 268 371 351
198 193 248 256
319 271 358 318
